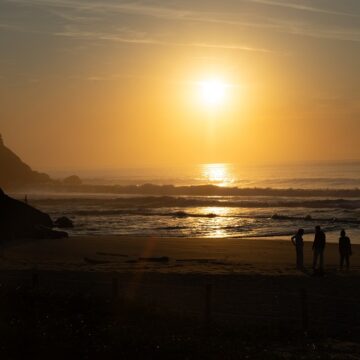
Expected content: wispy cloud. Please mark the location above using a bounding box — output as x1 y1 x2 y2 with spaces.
5 0 276 28
4 0 360 43
187 42 272 53
55 26 164 45
0 22 23 31
86 76 108 81
274 19 360 42
55 26 273 53
5 0 207 21
45 7 100 22
251 0 360 18
55 19 360 46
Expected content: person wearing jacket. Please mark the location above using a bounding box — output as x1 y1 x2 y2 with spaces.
291 228 305 269
312 225 326 272
339 229 352 270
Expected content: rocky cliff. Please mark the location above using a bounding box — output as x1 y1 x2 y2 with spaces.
0 188 68 239
0 134 52 189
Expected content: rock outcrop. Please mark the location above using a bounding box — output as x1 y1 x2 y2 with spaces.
62 175 82 186
0 188 68 239
54 216 74 228
0 134 52 189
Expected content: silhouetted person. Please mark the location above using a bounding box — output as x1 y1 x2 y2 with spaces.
291 228 304 269
339 229 352 270
312 225 326 272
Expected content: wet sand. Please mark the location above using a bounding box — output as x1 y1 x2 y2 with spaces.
1 236 359 275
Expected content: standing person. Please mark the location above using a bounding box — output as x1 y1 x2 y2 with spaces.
312 225 326 273
339 229 352 270
291 228 305 269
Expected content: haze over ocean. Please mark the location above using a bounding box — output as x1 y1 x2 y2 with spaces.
13 162 360 241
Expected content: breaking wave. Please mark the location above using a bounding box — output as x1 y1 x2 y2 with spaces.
36 196 360 210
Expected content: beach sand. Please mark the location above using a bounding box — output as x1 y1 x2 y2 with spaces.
1 236 359 275
1 236 360 358
1 236 360 316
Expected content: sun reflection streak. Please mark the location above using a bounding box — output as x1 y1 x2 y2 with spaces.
201 207 232 217
201 163 234 186
198 207 234 238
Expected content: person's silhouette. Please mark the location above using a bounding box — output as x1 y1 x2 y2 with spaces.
291 228 305 269
312 225 326 273
339 229 352 270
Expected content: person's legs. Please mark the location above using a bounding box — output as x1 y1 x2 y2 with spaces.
296 246 303 268
313 250 318 269
299 247 304 268
296 248 299 268
319 250 324 270
340 253 344 269
345 254 350 269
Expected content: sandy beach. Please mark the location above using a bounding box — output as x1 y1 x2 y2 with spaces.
2 235 360 320
1 238 360 358
2 236 360 275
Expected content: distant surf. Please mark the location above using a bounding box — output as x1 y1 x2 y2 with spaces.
33 195 360 210
17 193 359 242
11 161 360 241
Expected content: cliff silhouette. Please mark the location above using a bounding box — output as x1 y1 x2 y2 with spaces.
0 134 52 189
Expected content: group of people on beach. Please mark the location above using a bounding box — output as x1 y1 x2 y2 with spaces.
291 226 352 273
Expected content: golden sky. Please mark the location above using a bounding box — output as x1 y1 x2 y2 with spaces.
0 0 359 170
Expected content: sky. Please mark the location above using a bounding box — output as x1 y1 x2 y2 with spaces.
0 0 359 171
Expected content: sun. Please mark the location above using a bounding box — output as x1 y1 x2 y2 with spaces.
198 78 227 107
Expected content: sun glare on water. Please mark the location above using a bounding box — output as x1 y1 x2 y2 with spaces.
202 163 234 186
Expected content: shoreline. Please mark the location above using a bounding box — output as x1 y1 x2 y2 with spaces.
2 235 359 275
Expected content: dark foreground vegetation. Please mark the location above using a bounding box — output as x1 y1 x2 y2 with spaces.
0 270 359 359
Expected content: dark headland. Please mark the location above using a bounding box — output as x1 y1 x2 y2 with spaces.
0 134 52 189
0 134 81 190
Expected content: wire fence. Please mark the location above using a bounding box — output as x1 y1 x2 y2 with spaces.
0 269 359 336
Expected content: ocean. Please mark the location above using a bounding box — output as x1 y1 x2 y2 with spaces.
12 162 360 243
